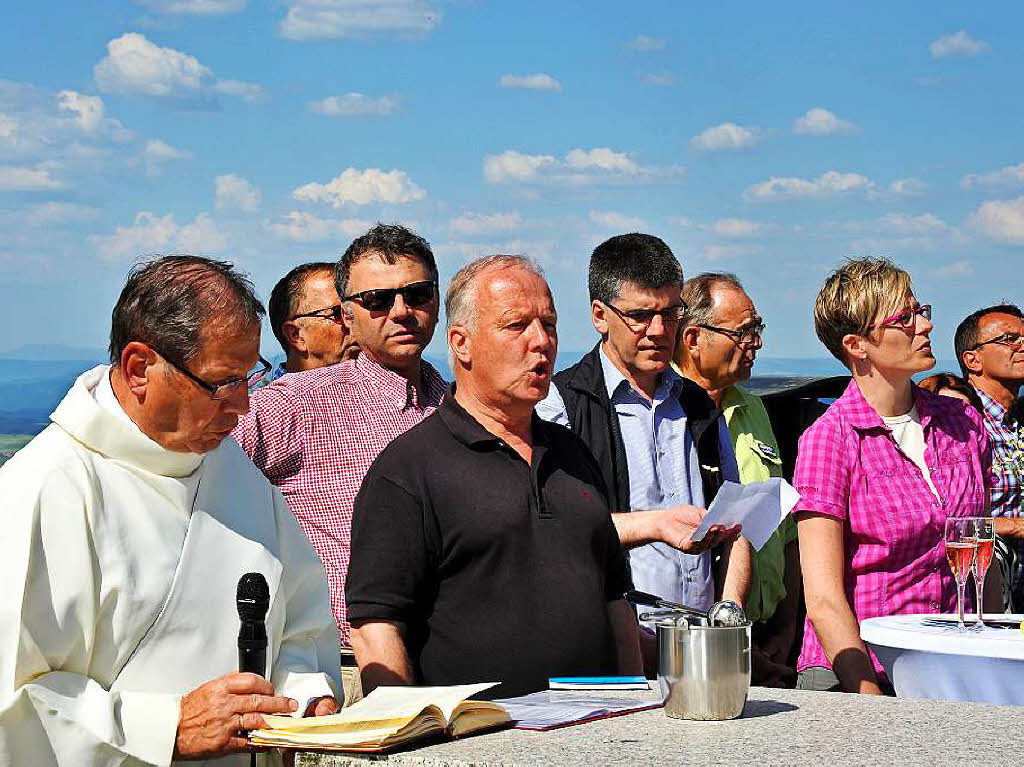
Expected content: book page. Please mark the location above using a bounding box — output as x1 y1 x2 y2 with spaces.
261 682 499 733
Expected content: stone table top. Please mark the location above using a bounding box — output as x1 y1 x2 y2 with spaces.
295 686 1024 766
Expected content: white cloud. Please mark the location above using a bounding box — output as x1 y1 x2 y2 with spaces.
90 210 228 261
498 74 562 91
712 218 762 237
888 177 927 197
589 211 647 230
24 202 100 226
566 148 637 173
639 71 677 86
94 33 262 108
57 91 105 132
95 33 213 102
266 211 371 242
793 107 858 136
875 213 954 236
279 0 442 41
689 122 760 151
930 30 990 59
0 164 64 191
292 167 426 206
936 260 973 278
213 79 266 103
484 147 683 187
962 163 1024 190
483 150 557 183
743 170 875 201
143 139 192 175
135 0 246 14
970 197 1024 245
704 244 754 260
448 212 522 236
177 212 228 253
624 35 665 51
215 173 261 213
308 93 399 116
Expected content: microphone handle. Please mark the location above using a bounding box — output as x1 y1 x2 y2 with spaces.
238 623 267 767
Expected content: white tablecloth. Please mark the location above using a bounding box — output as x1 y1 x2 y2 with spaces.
862 614 1024 705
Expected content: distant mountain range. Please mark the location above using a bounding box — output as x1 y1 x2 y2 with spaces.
0 346 959 438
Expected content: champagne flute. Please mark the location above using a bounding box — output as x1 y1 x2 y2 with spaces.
944 518 976 633
968 517 995 631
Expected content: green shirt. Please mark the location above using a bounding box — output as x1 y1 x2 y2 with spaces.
720 385 796 623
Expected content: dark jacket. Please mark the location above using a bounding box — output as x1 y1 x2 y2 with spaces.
552 343 725 513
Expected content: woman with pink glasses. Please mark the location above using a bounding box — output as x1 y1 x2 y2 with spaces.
793 257 990 693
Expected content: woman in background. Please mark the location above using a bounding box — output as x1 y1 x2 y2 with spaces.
793 258 990 694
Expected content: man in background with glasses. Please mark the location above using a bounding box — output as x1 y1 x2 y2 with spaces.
676 273 799 687
955 303 1024 610
234 224 447 704
537 233 749 674
265 261 359 382
0 255 340 765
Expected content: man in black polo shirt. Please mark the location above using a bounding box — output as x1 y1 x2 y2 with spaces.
346 255 641 698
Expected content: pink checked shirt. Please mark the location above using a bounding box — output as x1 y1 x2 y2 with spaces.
232 355 448 645
792 379 990 677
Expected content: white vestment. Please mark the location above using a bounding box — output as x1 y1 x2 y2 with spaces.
0 366 341 766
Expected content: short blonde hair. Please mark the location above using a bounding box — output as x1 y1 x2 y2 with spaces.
813 257 912 365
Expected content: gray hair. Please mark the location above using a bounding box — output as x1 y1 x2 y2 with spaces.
681 272 745 328
109 255 265 366
445 254 545 368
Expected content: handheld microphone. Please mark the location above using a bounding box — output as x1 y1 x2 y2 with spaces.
236 572 270 677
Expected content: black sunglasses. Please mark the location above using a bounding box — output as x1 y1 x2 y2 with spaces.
291 305 343 323
342 280 437 312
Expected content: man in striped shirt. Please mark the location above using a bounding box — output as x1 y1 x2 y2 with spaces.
956 304 1024 610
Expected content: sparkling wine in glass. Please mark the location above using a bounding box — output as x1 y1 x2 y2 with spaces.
944 518 976 632
969 517 995 630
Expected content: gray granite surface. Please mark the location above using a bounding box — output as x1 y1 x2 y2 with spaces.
295 686 1023 766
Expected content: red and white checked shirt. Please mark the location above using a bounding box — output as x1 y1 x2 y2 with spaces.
791 379 990 677
232 355 448 645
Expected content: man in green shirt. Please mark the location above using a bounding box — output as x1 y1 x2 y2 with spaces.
675 272 800 686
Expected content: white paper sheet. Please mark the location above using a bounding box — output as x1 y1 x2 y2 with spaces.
690 477 800 551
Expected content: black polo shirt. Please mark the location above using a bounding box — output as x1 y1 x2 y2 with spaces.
346 388 631 698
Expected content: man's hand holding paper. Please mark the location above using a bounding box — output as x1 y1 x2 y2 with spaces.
690 478 800 551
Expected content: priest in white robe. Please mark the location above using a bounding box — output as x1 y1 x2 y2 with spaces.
0 256 341 766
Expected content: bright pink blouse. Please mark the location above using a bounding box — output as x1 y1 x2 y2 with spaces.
792 379 990 678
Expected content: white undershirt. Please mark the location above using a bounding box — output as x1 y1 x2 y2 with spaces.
882 406 941 502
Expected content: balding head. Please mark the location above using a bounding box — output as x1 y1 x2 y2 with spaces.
447 255 557 419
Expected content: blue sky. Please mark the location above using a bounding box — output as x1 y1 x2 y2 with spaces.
1 1 1022 364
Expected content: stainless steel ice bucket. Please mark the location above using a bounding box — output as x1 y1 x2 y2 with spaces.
654 615 751 720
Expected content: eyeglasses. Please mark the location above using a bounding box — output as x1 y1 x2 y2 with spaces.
970 331 1024 351
603 301 687 332
867 304 932 330
342 280 437 312
698 322 766 345
158 351 271 400
291 305 343 323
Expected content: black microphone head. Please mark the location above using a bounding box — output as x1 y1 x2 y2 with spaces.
236 572 270 621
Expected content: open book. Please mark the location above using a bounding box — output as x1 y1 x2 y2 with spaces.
248 683 509 753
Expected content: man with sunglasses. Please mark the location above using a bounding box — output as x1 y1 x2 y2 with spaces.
266 262 359 381
676 272 798 687
955 304 1024 610
537 233 749 673
0 256 341 765
233 224 447 703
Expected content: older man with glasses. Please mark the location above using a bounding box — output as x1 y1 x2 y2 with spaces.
265 262 359 382
0 255 340 766
955 303 1024 610
233 224 447 705
537 233 748 674
675 272 799 687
